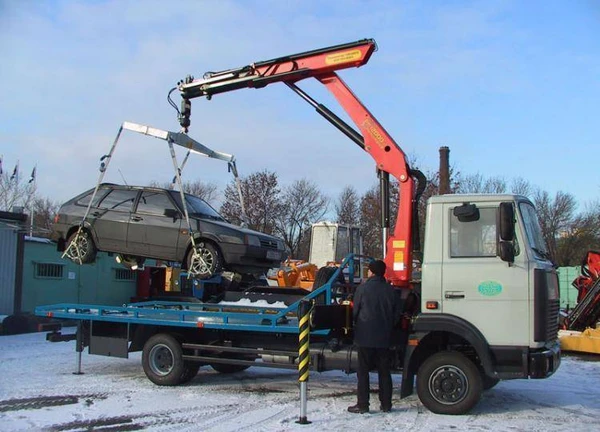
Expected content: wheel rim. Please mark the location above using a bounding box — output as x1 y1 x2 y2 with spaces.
149 344 175 376
70 233 90 260
190 243 215 276
428 364 469 405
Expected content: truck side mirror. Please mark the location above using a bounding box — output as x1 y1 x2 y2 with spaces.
499 241 515 263
498 202 515 241
453 203 479 222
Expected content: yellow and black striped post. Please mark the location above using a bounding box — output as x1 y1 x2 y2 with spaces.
296 300 312 425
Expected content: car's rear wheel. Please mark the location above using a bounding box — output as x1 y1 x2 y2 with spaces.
186 241 222 279
66 229 97 264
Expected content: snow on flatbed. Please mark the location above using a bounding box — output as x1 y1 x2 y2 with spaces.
1 331 600 431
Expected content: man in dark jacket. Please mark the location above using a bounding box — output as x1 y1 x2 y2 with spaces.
348 260 400 414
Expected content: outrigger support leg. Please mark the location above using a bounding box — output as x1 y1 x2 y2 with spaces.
73 321 85 375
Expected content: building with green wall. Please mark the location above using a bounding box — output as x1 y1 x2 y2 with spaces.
20 238 137 313
558 266 580 310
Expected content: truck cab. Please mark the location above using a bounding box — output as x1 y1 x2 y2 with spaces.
402 194 560 413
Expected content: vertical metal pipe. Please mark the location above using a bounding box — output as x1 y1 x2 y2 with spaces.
296 300 312 425
379 170 390 257
74 321 84 375
439 146 450 195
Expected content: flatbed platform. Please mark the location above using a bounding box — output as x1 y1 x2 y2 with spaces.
35 296 339 336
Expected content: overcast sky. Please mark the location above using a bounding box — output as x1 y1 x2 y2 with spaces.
1 0 599 211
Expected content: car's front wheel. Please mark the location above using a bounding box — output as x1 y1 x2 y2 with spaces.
65 229 97 264
186 241 222 279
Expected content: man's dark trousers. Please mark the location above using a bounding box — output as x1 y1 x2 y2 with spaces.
357 347 392 409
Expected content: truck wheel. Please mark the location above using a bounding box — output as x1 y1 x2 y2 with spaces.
313 267 344 289
211 363 250 374
142 334 185 386
186 241 222 279
313 267 345 303
482 374 500 390
66 230 97 264
180 362 201 384
417 351 482 415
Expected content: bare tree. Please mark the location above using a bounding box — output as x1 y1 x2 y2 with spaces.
220 170 281 234
275 179 328 258
335 186 360 226
0 166 35 212
533 189 577 263
456 173 507 194
31 197 60 238
556 200 600 266
149 179 218 205
359 184 382 257
0 163 59 238
510 177 533 198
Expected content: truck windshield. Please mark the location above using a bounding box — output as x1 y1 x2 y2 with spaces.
519 202 550 260
170 192 225 221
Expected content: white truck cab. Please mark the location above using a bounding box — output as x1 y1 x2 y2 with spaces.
402 194 561 413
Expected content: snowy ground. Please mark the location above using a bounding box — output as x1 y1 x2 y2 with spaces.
2 331 600 432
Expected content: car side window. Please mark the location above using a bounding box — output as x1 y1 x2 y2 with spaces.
98 189 138 211
450 207 497 258
136 191 176 215
76 188 109 208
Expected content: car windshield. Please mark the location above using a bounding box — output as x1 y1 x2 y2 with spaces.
170 191 225 221
519 201 550 260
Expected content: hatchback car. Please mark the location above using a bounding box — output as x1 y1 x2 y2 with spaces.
53 183 287 278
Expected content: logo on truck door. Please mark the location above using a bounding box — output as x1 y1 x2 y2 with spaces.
478 280 503 296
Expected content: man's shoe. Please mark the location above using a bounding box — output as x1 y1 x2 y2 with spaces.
347 404 369 414
380 405 392 413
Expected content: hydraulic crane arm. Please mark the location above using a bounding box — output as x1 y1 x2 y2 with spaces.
175 39 425 287
178 39 377 100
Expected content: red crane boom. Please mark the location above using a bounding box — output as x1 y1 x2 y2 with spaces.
175 39 425 287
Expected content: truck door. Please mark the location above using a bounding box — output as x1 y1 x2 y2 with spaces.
441 203 530 346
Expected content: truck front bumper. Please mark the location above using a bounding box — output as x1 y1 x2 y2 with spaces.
529 340 561 378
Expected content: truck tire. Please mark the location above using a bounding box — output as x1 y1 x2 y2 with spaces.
313 266 344 289
313 266 346 303
142 334 185 386
210 363 250 374
180 362 201 384
482 374 500 390
416 351 482 415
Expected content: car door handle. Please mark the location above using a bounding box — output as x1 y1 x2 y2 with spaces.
444 291 465 299
131 216 143 222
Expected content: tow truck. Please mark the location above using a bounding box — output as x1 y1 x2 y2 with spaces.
37 38 560 415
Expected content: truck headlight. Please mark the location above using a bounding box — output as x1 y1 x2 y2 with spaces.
245 235 261 247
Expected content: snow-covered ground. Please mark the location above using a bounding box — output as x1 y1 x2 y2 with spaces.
2 331 600 432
